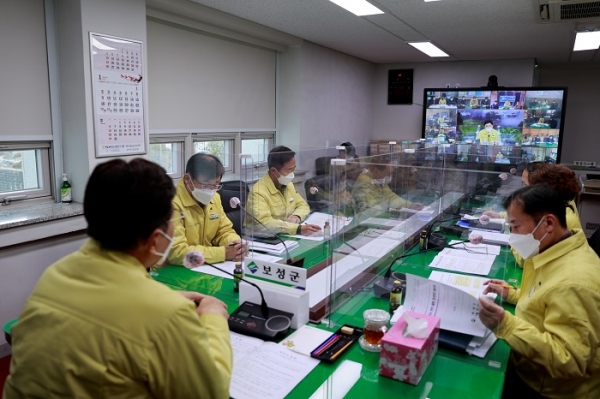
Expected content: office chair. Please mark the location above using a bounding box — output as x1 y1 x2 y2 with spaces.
219 180 249 236
304 175 332 212
589 228 600 258
315 156 335 176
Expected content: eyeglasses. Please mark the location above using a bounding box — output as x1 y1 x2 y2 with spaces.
192 178 223 191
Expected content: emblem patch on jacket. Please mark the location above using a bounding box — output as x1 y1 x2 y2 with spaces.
209 213 219 220
289 198 294 202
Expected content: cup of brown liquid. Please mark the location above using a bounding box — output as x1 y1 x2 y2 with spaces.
359 309 390 352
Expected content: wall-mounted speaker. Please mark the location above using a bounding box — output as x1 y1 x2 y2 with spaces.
388 69 414 105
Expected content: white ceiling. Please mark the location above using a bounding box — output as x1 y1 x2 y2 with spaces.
182 0 600 65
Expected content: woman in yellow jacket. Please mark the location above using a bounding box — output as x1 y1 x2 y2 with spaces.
168 153 245 266
479 185 600 398
485 163 582 267
3 159 232 399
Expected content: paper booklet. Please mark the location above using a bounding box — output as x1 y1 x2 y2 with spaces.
229 332 320 399
403 274 490 337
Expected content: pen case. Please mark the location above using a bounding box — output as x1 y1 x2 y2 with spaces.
310 324 363 363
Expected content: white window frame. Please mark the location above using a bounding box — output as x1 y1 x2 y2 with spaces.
240 132 275 169
192 134 236 173
0 142 53 205
148 136 185 179
148 131 276 177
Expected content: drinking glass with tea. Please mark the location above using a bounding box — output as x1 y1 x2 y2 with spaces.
359 309 390 352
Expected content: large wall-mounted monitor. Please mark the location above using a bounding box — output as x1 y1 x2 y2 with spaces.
421 87 568 164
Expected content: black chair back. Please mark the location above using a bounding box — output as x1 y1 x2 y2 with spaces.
589 228 600 258
219 180 249 236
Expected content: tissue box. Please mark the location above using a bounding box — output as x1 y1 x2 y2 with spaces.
379 312 440 385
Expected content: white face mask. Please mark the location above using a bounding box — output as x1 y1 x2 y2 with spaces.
485 127 493 132
277 171 295 186
372 175 392 185
191 187 216 205
152 229 174 266
509 217 548 259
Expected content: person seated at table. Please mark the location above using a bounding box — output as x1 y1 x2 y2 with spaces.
352 155 423 212
479 184 600 399
477 120 500 144
469 96 479 108
246 146 321 236
168 153 246 266
438 93 447 105
2 158 232 399
485 162 582 231
339 141 363 184
306 172 356 216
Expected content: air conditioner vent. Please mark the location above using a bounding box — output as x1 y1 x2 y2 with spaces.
560 1 600 20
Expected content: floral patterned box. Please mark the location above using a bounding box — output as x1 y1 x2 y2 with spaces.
379 312 440 385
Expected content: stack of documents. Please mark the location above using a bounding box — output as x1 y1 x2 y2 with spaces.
247 240 299 255
476 230 510 246
429 248 497 276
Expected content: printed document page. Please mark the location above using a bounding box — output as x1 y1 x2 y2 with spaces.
404 274 489 337
229 332 320 399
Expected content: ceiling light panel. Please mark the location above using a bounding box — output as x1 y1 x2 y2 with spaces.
328 0 384 16
408 41 449 57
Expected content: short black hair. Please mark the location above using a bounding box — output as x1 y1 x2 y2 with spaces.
340 142 357 157
268 146 295 169
503 184 567 228
85 158 176 251
186 153 225 181
483 120 493 126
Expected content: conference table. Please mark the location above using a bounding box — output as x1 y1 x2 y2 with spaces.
152 194 521 399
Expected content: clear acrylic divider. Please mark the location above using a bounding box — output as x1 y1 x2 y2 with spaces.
324 141 519 372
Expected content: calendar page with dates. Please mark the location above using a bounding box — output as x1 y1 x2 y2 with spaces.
90 33 146 157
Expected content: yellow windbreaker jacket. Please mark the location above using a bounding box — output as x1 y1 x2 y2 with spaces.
169 179 240 265
499 229 600 398
3 239 232 399
245 173 310 235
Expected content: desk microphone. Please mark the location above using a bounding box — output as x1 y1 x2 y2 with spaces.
230 197 304 267
184 250 269 317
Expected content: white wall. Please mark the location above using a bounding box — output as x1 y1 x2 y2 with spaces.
147 20 277 131
538 63 600 165
0 234 87 347
278 41 375 172
372 59 536 141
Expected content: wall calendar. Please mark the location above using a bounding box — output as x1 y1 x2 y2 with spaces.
90 33 146 157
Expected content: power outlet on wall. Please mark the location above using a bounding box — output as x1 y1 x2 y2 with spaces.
574 161 597 167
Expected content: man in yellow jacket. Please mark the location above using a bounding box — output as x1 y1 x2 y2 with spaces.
246 146 321 236
352 155 421 212
169 153 245 265
480 184 600 398
3 158 233 399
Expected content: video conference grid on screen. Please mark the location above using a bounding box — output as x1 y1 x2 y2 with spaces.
421 88 567 164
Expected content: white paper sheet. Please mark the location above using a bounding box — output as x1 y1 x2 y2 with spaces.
280 325 333 356
477 230 510 246
229 338 320 399
466 333 498 358
404 274 489 337
429 248 496 276
247 240 299 255
428 271 496 299
286 212 352 241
